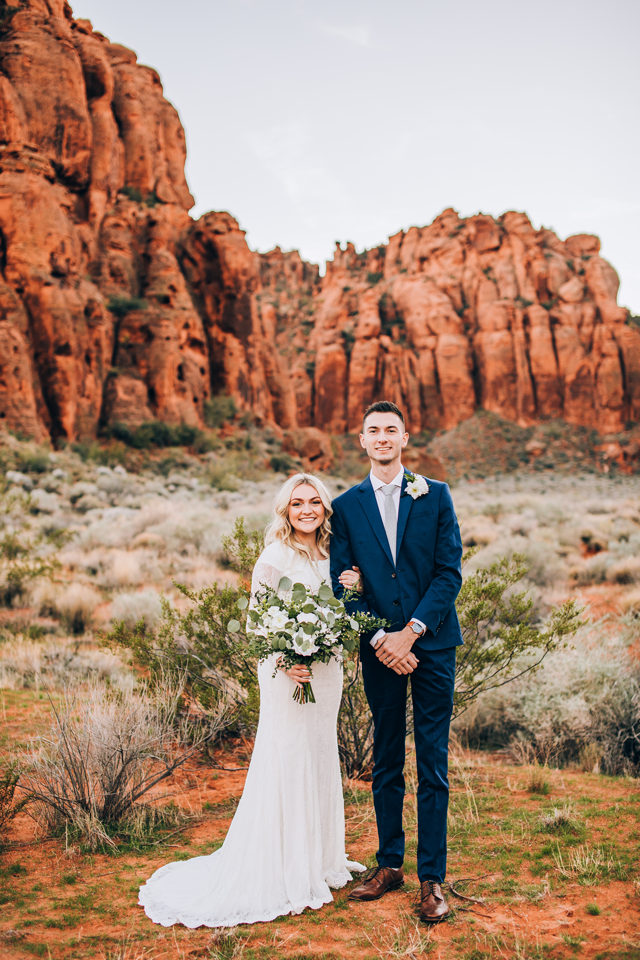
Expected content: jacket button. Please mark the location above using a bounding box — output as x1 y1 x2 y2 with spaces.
393 600 400 606
391 573 396 578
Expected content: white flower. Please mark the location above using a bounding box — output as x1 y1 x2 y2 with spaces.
291 632 319 656
297 612 318 624
265 607 289 630
405 474 429 500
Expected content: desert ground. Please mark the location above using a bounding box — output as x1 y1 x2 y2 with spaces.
1 420 640 960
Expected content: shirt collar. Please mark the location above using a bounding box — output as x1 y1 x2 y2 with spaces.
370 466 405 491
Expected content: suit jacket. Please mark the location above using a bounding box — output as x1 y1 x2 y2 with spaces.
330 474 463 652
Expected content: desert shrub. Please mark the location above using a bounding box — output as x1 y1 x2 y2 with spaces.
455 618 640 775
106 295 147 317
15 451 49 474
0 762 30 842
270 454 298 474
104 518 264 734
337 668 374 779
207 464 240 492
118 186 143 203
55 583 101 635
20 678 233 850
111 590 161 629
538 803 581 833
606 556 640 584
0 530 57 607
108 419 207 451
453 552 581 717
0 638 126 690
204 395 237 429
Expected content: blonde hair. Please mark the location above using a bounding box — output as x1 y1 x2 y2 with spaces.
264 473 333 563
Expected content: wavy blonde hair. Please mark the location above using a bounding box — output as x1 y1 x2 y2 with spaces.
264 473 333 563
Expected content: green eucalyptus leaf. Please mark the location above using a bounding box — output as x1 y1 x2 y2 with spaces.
278 576 293 592
303 623 316 635
227 619 241 633
236 597 248 610
318 584 333 601
327 597 340 607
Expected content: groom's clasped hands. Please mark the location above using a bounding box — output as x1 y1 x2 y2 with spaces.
337 565 418 676
375 627 419 675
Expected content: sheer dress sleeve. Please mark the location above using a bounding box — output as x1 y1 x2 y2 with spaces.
251 561 284 597
250 545 287 671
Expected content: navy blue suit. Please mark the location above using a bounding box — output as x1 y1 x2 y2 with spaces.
330 473 463 882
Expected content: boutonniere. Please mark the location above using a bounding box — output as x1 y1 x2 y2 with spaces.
403 471 429 500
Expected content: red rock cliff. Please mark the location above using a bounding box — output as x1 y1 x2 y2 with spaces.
0 0 637 442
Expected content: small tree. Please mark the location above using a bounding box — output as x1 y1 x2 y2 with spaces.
336 551 582 778
453 552 581 717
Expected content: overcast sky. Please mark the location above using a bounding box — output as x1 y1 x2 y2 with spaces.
73 0 640 312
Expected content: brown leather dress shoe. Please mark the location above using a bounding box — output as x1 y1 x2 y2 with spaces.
348 866 404 901
419 881 450 922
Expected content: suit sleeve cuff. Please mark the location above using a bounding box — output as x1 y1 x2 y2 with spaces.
370 628 386 648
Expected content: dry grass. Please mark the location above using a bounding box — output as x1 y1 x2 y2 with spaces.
19 677 235 848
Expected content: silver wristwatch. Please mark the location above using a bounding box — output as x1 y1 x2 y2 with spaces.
408 621 424 637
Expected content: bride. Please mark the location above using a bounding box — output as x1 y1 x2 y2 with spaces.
139 473 366 928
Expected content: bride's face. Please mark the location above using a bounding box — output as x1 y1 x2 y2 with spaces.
288 483 325 536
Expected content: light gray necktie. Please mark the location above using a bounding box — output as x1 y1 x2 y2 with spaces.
380 484 397 561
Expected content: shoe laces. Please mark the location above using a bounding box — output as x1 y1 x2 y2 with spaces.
422 880 442 900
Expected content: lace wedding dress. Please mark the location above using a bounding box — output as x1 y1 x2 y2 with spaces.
139 540 365 928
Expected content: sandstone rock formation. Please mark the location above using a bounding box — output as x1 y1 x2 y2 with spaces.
0 0 637 444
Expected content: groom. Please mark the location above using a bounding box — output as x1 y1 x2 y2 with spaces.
330 400 463 923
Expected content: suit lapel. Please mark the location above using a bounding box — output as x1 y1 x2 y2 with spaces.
396 474 414 559
357 475 395 567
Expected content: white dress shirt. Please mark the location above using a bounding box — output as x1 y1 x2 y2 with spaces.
368 466 426 647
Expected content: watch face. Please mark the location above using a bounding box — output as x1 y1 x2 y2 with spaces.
411 622 422 634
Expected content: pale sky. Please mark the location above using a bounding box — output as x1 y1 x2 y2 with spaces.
73 0 640 313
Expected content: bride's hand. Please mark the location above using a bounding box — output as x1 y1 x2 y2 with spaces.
281 662 312 689
339 566 363 594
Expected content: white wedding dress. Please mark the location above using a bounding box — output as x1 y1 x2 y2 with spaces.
139 540 365 928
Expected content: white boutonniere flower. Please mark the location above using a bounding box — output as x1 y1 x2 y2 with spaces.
403 471 429 500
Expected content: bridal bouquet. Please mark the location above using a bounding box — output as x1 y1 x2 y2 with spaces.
244 577 386 704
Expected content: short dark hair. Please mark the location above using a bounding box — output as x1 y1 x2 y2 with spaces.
362 401 405 432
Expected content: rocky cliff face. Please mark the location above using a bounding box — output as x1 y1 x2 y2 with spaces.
0 0 637 444
285 211 640 435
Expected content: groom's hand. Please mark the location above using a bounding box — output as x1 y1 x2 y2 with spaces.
376 626 418 674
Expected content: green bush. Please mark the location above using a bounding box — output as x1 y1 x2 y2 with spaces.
269 454 298 474
15 452 49 474
204 395 237 429
0 531 58 607
108 420 207 451
119 186 143 203
106 296 147 318
454 552 581 717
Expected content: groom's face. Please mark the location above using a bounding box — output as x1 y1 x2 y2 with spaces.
359 413 408 466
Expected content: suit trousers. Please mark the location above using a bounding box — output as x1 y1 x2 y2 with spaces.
361 641 456 883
